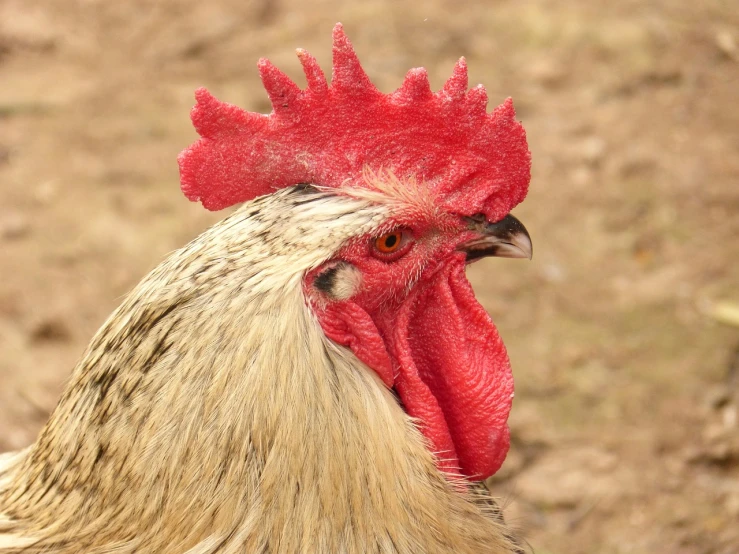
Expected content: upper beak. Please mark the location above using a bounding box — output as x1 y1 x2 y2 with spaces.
458 214 533 262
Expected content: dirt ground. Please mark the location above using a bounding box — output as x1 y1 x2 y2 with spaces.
0 0 737 552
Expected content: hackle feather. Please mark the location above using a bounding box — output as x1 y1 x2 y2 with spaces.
0 186 519 553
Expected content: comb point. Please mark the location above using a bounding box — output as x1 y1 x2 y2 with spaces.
495 96 517 119
297 48 328 93
331 22 376 96
395 68 433 103
190 88 251 138
441 57 468 99
258 58 300 112
465 84 488 114
194 87 217 106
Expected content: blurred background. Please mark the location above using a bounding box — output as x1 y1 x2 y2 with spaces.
0 0 737 552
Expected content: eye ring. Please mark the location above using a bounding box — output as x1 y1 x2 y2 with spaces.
371 229 413 261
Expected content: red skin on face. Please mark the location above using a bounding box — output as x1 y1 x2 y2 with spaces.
312 219 514 480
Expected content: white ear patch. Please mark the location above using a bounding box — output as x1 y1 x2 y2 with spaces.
313 261 363 301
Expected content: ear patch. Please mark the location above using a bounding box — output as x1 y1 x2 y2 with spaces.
313 261 362 301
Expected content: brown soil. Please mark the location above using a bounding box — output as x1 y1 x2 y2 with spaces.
1 1 738 552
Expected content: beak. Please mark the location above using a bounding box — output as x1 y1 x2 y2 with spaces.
458 214 533 262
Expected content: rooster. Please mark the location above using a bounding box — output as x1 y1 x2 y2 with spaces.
0 24 532 554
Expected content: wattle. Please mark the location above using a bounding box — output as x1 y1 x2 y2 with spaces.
388 259 513 479
314 258 514 480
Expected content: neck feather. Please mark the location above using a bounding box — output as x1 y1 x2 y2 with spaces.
0 188 514 553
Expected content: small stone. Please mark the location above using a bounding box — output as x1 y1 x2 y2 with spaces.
619 155 657 179
726 493 739 517
580 136 606 165
29 318 72 343
723 404 738 429
716 30 737 60
539 262 566 283
515 447 622 509
0 4 57 52
527 58 567 88
34 181 59 205
704 385 732 410
703 422 729 442
570 166 593 188
0 212 31 240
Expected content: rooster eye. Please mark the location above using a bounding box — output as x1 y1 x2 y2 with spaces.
372 230 412 260
376 232 402 252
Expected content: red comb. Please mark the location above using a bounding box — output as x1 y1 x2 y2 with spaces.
178 23 530 221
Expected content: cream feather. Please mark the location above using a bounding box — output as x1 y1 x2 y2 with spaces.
0 186 518 553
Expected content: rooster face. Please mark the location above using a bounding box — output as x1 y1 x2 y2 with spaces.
306 179 532 481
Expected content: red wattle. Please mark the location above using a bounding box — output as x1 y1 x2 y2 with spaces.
314 259 513 480
403 261 513 479
316 302 394 387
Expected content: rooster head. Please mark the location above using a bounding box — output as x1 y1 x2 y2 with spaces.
178 24 532 481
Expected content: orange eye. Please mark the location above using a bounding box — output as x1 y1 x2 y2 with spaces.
371 229 413 261
374 231 404 253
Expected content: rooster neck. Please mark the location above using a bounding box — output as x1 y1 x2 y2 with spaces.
0 187 517 553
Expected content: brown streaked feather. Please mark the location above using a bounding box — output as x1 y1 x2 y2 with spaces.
0 186 519 553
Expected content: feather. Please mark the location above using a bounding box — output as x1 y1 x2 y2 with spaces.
0 187 519 553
